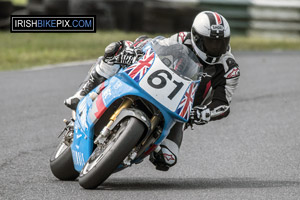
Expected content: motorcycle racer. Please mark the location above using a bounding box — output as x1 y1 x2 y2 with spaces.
64 11 240 171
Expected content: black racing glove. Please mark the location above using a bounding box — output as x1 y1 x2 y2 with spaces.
117 48 136 66
117 48 143 66
189 105 211 125
102 40 143 66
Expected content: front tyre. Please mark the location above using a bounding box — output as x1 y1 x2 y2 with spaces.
79 117 145 189
50 135 79 180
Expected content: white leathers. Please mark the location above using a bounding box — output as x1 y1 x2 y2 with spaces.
210 105 230 118
165 31 239 111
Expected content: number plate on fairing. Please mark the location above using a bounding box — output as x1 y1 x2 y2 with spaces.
139 57 191 112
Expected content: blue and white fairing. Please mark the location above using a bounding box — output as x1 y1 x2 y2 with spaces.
71 38 203 171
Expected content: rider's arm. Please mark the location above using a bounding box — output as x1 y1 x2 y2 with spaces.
191 55 240 125
131 35 151 48
94 40 133 79
208 56 240 121
163 32 193 47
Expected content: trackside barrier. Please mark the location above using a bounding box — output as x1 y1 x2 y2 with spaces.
22 0 300 38
248 0 300 38
144 0 300 37
199 0 300 37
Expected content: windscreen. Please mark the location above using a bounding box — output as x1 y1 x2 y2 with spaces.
151 38 203 81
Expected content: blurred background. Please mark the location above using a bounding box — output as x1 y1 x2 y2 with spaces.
0 0 299 70
1 2 300 198
1 0 300 37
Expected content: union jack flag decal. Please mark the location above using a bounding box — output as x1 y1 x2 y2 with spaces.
124 49 155 82
176 82 199 120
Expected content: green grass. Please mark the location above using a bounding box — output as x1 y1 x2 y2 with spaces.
1 31 300 71
3 0 28 6
0 31 152 71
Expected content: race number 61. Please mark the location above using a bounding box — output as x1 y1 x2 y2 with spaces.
147 69 184 100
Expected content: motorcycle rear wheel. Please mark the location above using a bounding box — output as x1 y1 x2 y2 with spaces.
50 136 79 180
79 117 144 189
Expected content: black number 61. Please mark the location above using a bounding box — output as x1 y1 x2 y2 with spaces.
147 69 184 100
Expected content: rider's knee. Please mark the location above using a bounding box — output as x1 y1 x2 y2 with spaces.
149 139 179 171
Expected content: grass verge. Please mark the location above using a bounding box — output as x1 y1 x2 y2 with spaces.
7 0 28 6
1 31 300 71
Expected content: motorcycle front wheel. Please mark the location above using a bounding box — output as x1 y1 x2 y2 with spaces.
50 132 79 180
78 117 145 189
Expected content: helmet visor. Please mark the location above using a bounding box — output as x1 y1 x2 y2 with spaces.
192 29 230 58
202 36 230 57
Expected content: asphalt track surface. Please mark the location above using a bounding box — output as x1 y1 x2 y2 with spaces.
1 51 300 200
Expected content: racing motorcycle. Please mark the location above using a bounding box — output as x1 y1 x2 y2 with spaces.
50 38 203 189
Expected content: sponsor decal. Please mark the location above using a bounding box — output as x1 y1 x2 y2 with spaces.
226 67 240 79
102 88 112 100
113 80 123 90
178 32 186 43
77 98 88 130
10 15 96 33
211 24 224 31
126 41 133 46
163 153 175 161
72 150 85 166
76 134 82 139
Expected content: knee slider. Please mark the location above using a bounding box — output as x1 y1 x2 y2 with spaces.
160 139 179 167
160 145 177 167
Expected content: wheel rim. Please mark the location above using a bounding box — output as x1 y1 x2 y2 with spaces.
53 131 73 160
54 142 68 159
81 119 128 176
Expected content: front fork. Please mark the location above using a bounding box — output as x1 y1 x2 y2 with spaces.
58 118 75 146
94 97 161 148
94 97 134 145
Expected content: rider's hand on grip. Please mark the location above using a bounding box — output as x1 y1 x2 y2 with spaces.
189 105 211 125
117 49 137 66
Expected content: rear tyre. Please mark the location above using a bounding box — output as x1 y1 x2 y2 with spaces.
79 117 144 189
50 137 79 180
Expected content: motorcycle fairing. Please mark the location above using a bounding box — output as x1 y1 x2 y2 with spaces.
71 45 199 172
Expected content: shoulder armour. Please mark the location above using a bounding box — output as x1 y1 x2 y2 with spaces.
226 58 237 69
174 32 191 45
218 51 239 70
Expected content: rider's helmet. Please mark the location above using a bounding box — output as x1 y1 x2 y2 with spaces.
191 11 230 64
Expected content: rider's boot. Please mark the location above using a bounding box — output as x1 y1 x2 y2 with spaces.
149 139 179 171
64 69 106 110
